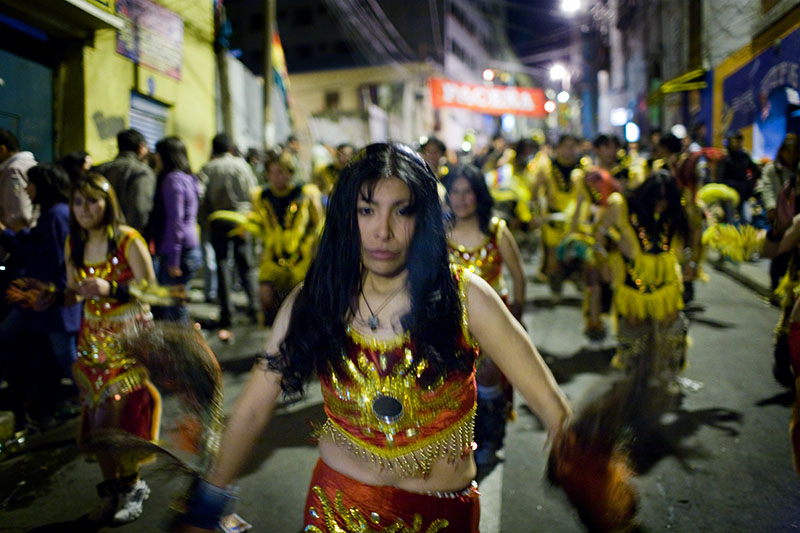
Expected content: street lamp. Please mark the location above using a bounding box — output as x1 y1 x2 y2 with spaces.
561 0 580 14
482 68 495 82
557 90 570 103
550 64 566 81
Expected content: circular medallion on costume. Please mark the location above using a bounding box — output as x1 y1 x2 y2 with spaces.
372 394 404 424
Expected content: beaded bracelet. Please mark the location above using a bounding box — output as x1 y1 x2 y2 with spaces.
179 478 238 530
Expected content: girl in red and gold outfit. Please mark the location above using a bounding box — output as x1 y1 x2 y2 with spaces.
175 144 572 532
67 173 160 524
445 164 526 466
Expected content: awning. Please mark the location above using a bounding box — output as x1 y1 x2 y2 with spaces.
0 0 124 39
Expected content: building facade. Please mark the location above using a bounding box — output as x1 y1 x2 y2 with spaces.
0 0 216 169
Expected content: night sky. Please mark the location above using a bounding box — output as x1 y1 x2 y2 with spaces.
505 0 573 71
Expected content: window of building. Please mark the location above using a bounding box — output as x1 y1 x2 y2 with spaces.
129 92 168 151
324 91 340 111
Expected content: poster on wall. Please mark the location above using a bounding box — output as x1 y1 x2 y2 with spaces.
115 0 184 80
722 27 799 159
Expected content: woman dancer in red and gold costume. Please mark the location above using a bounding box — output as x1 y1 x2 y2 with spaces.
67 173 160 524
174 144 574 532
445 164 526 466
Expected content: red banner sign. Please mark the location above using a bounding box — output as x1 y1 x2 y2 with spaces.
429 78 547 118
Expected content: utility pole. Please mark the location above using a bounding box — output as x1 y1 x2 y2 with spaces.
215 3 233 136
263 0 275 149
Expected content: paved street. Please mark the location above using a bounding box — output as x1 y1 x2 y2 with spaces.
1 261 799 532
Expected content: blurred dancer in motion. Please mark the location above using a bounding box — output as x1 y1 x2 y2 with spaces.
445 164 526 467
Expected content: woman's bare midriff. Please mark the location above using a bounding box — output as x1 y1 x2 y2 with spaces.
317 434 477 494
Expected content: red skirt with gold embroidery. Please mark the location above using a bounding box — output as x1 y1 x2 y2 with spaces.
303 459 479 532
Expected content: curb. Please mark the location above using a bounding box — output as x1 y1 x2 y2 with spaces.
706 258 778 304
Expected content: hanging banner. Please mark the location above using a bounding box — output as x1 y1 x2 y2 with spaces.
429 78 547 118
116 0 184 80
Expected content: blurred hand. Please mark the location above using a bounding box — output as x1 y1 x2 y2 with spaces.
77 277 110 298
168 265 183 278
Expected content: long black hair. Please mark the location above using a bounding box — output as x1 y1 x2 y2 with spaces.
155 136 191 179
267 143 465 396
626 169 688 245
28 164 70 211
444 163 494 235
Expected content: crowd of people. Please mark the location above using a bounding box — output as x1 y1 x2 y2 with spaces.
0 121 798 530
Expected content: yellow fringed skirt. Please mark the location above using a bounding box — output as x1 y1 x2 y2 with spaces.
611 251 684 321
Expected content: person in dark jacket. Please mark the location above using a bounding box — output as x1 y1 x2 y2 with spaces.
150 137 201 323
96 129 156 232
0 163 82 427
716 130 761 224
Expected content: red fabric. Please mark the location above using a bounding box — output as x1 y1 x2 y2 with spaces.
79 385 157 447
320 335 477 453
303 459 480 532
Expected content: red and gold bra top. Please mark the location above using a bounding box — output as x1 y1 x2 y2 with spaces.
68 229 144 318
448 217 506 297
316 265 479 478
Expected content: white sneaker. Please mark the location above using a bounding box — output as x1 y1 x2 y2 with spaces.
113 479 151 523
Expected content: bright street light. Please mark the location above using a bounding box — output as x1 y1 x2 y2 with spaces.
561 0 580 14
544 100 557 113
550 64 566 81
557 90 570 103
482 68 495 82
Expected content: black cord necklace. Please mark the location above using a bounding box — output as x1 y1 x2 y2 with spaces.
361 284 405 331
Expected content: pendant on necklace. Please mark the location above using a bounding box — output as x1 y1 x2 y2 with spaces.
368 315 380 331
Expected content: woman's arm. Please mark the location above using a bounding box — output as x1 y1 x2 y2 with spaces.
762 213 800 258
177 289 299 532
496 223 526 320
125 228 157 284
467 274 570 434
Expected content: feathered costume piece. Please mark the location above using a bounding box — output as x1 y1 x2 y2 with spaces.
207 210 263 238
548 326 682 531
701 224 765 263
697 183 740 208
117 324 224 465
81 324 225 477
5 277 187 309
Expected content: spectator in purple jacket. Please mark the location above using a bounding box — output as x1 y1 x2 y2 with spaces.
150 137 201 322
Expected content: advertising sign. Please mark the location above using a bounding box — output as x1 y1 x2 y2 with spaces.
429 78 547 118
722 26 799 157
116 0 184 80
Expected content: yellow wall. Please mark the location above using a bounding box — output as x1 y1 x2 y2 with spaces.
712 5 800 148
80 0 215 171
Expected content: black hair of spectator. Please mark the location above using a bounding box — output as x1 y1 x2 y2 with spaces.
0 128 20 152
58 151 90 183
117 129 146 153
212 133 234 156
557 133 580 146
155 136 192 177
28 164 71 210
659 133 682 155
593 133 620 148
421 136 447 153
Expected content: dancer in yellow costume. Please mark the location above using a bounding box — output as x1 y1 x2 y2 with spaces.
252 150 322 324
594 170 689 378
533 134 591 295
